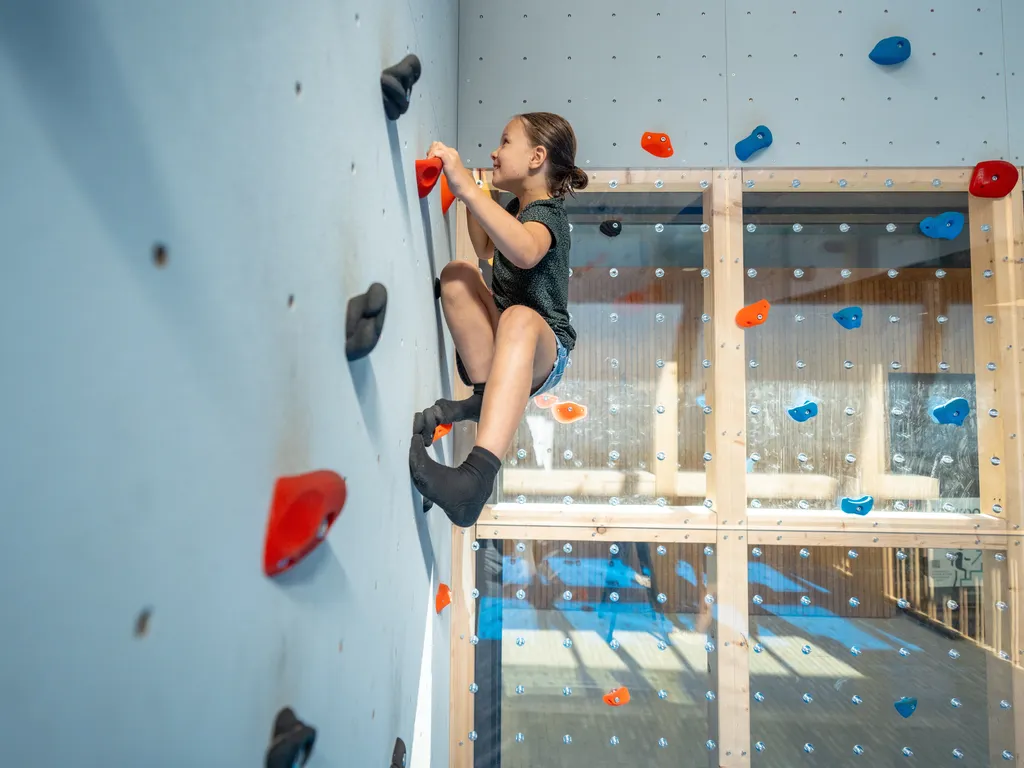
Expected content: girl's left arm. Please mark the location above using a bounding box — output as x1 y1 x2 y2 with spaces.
461 187 551 270
427 140 550 270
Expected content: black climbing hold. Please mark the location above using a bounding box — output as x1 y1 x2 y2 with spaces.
346 283 388 361
434 276 441 300
391 737 407 768
599 220 622 238
735 125 773 162
869 37 911 66
265 707 316 768
381 54 422 120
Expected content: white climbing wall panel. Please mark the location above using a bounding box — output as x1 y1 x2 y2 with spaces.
458 0 1022 169
0 0 458 765
1002 0 1024 164
726 0 1009 168
458 0 730 169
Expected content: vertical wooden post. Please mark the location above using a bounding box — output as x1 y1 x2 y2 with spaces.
1010 177 1024 766
980 179 1024 530
971 176 1024 765
704 170 751 767
449 199 478 768
654 361 680 502
968 196 1013 523
448 525 477 768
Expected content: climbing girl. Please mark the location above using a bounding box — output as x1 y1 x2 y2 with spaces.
409 112 588 527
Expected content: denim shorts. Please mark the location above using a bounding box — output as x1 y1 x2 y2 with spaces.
530 335 569 397
455 334 569 396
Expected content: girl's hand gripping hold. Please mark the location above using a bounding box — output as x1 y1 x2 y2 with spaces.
427 141 476 200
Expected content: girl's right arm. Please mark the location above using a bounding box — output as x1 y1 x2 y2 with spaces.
466 208 493 261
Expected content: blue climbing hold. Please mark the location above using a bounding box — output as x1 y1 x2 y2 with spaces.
919 212 965 241
841 495 874 516
869 36 911 65
735 125 773 162
833 306 862 330
894 697 918 718
788 401 819 423
931 397 970 426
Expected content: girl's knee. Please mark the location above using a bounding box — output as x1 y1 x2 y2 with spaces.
497 304 544 333
440 260 478 285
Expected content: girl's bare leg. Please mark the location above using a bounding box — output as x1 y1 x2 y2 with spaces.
438 260 500 382
410 304 558 528
413 261 500 443
475 305 558 457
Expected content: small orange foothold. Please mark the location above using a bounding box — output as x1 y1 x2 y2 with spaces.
440 174 456 214
641 132 674 158
435 583 452 614
432 423 452 442
416 158 443 198
603 687 631 707
736 299 771 328
552 401 588 424
533 393 559 409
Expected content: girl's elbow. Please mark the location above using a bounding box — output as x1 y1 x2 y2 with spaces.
519 241 547 269
513 251 542 270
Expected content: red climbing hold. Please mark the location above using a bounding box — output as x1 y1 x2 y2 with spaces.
435 583 452 614
441 174 456 214
969 160 1019 199
603 686 631 706
641 132 674 158
736 299 771 328
263 471 347 577
417 158 443 198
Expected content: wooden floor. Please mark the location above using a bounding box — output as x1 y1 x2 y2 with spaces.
486 610 1015 768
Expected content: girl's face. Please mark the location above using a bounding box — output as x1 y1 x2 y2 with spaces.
490 118 544 191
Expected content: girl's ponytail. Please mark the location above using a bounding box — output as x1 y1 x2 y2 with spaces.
517 112 587 198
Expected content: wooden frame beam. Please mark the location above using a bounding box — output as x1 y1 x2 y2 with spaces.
741 167 972 193
448 200 479 768
479 168 714 193
703 170 751 767
479 502 711 529
745 509 1005 534
470 523 717 545
969 194 1012 524
446 167 1024 768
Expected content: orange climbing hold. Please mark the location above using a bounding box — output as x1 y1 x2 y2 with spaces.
432 422 453 442
416 158 443 198
263 470 347 577
435 583 452 614
641 132 674 158
603 687 631 707
552 401 588 424
736 299 771 328
533 393 559 409
440 174 456 214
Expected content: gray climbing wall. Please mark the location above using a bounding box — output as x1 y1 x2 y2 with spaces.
1003 0 1024 164
0 1 458 766
459 0 1022 169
